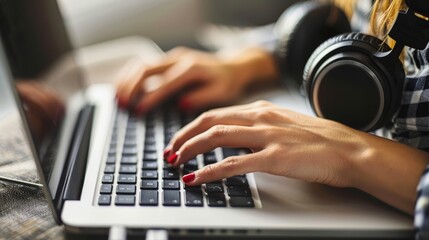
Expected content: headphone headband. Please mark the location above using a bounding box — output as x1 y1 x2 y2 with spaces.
388 8 429 50
406 0 429 17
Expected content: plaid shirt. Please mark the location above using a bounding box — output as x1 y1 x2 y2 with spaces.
398 46 429 239
352 1 429 238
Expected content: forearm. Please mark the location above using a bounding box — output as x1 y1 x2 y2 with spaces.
221 47 280 88
350 132 429 214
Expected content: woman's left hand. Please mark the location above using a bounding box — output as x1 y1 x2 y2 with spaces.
166 100 368 188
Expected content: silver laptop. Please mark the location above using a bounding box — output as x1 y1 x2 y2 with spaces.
0 0 414 239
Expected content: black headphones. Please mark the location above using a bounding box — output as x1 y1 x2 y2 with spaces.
303 0 429 132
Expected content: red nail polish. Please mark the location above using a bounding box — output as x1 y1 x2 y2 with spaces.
167 152 178 164
183 172 195 183
179 99 192 112
163 148 171 159
117 97 127 109
135 104 145 116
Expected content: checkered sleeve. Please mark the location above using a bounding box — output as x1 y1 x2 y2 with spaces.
391 47 429 239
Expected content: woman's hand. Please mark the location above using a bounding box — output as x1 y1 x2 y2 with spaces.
115 47 279 115
165 100 366 188
166 100 429 214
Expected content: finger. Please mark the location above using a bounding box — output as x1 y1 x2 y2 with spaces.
182 151 265 186
115 59 174 108
167 104 257 154
163 47 193 61
133 60 204 115
177 84 232 113
171 125 265 166
115 58 147 107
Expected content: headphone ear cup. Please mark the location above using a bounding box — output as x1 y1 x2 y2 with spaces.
274 1 350 81
303 33 390 93
303 33 403 131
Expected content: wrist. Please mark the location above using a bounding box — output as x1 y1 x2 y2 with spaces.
221 47 280 88
347 132 429 214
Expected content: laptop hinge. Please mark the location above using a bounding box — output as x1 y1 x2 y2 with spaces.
54 104 95 217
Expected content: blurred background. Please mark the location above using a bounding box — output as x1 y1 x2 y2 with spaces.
58 0 298 51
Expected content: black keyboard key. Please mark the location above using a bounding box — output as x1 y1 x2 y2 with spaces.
123 139 136 147
143 151 158 161
225 176 249 187
222 148 240 158
163 161 174 170
124 135 137 143
115 195 135 206
141 180 158 189
183 159 198 170
140 190 158 206
141 170 158 179
104 164 115 173
227 185 252 197
117 174 137 184
163 169 179 180
106 156 116 164
145 136 156 145
102 174 114 184
185 190 203 207
122 147 138 155
142 161 158 170
108 149 116 155
185 185 202 191
229 197 254 208
144 144 157 152
116 185 136 194
182 168 195 175
98 195 111 205
121 156 137 164
205 183 224 193
127 117 137 124
119 165 137 174
126 128 136 135
163 190 181 206
163 180 180 190
145 127 155 136
203 152 217 165
207 193 226 207
100 184 113 194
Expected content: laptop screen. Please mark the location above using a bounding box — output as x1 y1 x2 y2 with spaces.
0 0 87 197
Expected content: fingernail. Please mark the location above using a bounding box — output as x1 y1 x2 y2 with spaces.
163 148 172 159
135 104 145 116
179 99 192 112
183 172 196 184
167 151 179 164
117 97 127 109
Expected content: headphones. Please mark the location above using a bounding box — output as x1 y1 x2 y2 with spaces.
303 0 429 132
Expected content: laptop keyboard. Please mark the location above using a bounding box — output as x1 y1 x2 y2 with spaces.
97 109 256 208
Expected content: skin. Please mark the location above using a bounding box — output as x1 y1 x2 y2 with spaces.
165 101 429 215
116 45 429 215
115 46 278 115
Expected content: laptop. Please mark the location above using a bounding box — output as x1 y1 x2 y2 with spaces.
0 0 414 239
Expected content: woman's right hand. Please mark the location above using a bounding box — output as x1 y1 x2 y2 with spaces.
115 46 279 115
